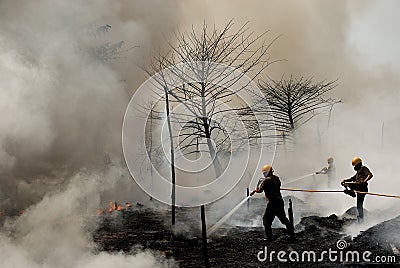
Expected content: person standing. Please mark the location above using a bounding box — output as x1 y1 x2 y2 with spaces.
251 165 295 241
316 156 337 188
341 157 373 223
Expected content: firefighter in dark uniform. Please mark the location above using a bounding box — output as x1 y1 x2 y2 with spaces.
250 165 295 241
341 157 373 223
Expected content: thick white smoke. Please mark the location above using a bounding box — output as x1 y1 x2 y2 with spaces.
174 0 400 234
0 0 182 205
1 0 400 266
0 0 180 267
0 163 169 267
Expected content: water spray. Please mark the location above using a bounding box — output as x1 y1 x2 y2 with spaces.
208 196 251 235
207 171 317 235
282 173 316 186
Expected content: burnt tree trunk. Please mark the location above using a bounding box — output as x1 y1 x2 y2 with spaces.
149 108 153 201
164 88 176 225
203 117 222 177
200 80 222 177
198 81 221 267
288 198 294 229
201 205 210 268
247 187 250 211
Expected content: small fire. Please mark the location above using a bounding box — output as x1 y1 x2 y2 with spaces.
97 209 104 215
0 209 27 218
108 201 117 213
97 201 137 216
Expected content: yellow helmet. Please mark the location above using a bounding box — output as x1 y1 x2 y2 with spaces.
351 157 362 166
327 156 334 163
261 165 273 173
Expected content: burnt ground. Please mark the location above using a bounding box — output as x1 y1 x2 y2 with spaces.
93 199 400 267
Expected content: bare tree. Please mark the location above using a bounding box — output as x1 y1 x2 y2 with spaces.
146 20 278 267
259 76 339 136
153 21 278 173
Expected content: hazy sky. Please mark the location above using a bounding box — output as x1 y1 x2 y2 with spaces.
348 0 400 71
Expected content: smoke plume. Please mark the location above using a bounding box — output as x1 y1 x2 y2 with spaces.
1 0 400 266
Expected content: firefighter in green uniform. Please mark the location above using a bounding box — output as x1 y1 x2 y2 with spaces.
250 165 295 241
341 157 373 223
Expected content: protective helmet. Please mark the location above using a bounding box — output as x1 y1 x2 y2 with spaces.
351 157 362 166
327 157 334 163
261 165 273 173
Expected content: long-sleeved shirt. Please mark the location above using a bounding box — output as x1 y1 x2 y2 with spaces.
257 174 283 201
344 165 373 191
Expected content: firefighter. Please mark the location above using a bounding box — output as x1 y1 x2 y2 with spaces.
341 157 373 223
250 165 295 241
316 156 337 188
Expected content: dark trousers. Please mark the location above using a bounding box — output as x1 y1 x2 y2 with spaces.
263 199 294 240
357 193 366 219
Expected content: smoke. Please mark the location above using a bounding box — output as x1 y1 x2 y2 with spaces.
0 0 182 267
0 163 171 267
169 0 400 234
0 0 184 207
1 0 400 264
0 0 120 206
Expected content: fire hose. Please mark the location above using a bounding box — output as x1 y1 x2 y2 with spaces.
280 172 400 198
208 173 400 235
281 187 400 199
208 187 400 235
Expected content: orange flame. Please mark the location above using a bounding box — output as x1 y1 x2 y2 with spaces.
98 201 133 215
108 201 116 213
97 209 104 215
